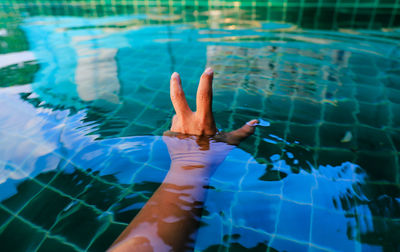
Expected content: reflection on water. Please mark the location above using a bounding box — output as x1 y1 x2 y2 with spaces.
0 9 400 252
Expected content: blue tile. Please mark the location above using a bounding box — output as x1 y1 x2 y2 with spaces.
232 192 281 233
311 208 356 251
276 200 312 242
195 214 224 251
282 171 315 204
270 236 309 252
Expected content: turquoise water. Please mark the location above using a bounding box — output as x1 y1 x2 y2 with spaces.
0 8 400 252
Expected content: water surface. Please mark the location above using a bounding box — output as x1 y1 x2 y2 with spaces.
0 7 400 252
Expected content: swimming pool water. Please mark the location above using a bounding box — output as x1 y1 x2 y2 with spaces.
0 2 400 252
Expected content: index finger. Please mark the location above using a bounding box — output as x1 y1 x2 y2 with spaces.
196 67 214 117
170 72 191 116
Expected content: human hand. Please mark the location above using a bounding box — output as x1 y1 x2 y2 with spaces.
109 68 259 252
169 67 258 145
164 67 259 179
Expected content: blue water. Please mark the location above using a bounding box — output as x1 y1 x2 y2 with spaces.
0 13 399 251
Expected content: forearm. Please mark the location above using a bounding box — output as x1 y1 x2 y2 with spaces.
109 162 212 252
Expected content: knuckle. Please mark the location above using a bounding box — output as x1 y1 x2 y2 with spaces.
198 93 208 101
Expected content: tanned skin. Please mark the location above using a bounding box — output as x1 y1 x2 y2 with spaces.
109 68 258 252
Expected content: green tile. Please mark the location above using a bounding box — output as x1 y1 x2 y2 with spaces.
317 149 356 166
287 124 316 147
51 203 107 249
37 238 79 252
0 207 12 227
356 152 398 182
77 179 122 211
264 95 292 122
284 145 315 173
87 223 126 251
2 179 43 212
291 98 321 125
319 123 355 149
356 126 394 152
50 168 93 198
356 85 384 103
323 100 356 124
387 129 400 152
0 218 45 252
19 188 72 229
359 216 400 251
357 102 389 128
111 192 149 223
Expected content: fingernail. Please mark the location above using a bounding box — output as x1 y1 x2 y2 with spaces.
246 119 259 127
204 67 213 75
171 72 179 80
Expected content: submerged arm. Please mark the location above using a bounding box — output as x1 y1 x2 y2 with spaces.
109 68 257 251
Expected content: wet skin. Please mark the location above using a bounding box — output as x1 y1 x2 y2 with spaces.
109 68 258 252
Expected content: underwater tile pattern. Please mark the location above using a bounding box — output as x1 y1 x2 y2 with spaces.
1 3 400 252
1 0 400 30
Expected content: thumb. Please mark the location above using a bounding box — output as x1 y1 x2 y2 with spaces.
221 119 259 145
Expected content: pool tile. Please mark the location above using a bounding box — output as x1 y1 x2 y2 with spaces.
355 85 384 103
356 102 389 128
111 192 148 223
256 136 285 160
35 170 60 184
37 237 80 252
119 123 154 137
282 172 316 204
49 167 93 198
319 122 355 149
263 95 291 121
19 188 72 229
360 243 384 252
312 177 345 210
358 217 400 251
356 152 398 182
136 108 170 127
334 85 355 99
387 129 400 152
195 214 224 251
391 103 400 128
356 126 394 152
229 226 272 250
311 208 357 251
0 207 12 226
70 144 111 173
287 124 316 147
132 181 161 198
283 145 315 173
291 98 321 125
232 192 281 234
98 155 142 185
87 223 126 251
77 179 122 211
1 7 400 252
317 149 356 166
130 165 167 185
204 190 236 218
276 200 312 242
235 89 264 110
323 100 356 124
0 217 45 250
2 179 43 212
51 203 107 249
386 87 400 105
270 236 309 252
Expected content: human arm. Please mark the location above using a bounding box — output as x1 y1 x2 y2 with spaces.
108 68 258 252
